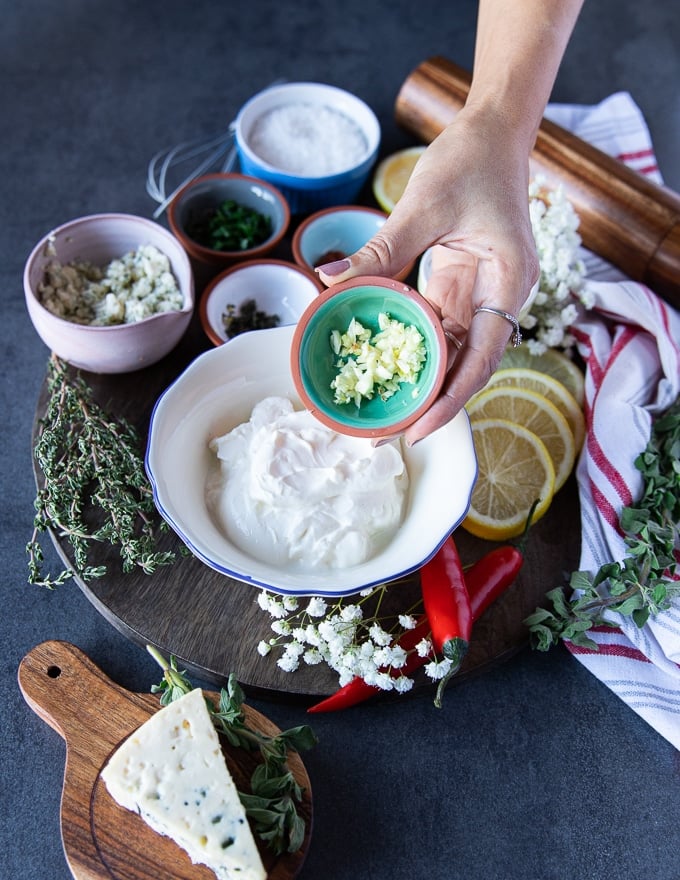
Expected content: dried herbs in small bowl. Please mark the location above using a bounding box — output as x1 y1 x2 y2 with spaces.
199 259 323 346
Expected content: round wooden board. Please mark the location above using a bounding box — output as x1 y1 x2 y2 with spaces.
18 640 312 880
31 308 582 702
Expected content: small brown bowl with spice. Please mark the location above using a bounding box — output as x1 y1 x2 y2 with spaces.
292 205 415 282
199 258 324 346
167 172 291 266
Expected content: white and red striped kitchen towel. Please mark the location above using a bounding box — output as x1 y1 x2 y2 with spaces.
543 93 680 749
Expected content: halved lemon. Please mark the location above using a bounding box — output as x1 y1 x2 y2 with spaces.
372 146 427 213
466 386 576 492
481 367 586 452
498 346 585 407
463 418 556 541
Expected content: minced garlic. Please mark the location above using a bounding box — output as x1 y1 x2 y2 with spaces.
330 312 427 406
38 243 183 326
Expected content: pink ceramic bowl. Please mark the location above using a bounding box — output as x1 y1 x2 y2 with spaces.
24 213 194 374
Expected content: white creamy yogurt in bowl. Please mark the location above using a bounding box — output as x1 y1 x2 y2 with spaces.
207 396 408 570
145 324 477 596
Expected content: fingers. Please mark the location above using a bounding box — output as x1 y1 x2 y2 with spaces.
315 194 433 286
403 308 513 447
315 232 410 287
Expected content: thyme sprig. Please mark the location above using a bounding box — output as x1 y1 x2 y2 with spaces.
526 394 680 650
27 355 178 588
148 646 317 856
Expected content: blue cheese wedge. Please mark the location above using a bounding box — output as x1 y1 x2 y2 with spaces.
101 687 266 880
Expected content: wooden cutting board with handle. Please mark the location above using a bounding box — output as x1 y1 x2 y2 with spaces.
17 640 313 880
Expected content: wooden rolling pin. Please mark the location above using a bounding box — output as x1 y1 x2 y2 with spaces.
394 56 680 307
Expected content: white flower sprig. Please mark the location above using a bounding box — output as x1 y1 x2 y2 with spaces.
255 586 451 692
522 176 593 355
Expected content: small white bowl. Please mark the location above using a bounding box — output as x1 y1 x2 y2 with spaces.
199 259 323 346
234 82 381 214
146 324 477 596
24 213 194 373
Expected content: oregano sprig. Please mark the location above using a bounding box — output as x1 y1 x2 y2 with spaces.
525 394 680 650
148 646 316 856
27 355 178 588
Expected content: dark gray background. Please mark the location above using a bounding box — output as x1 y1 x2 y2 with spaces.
3 2 679 879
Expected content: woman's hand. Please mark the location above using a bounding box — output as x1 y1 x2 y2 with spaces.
316 107 540 446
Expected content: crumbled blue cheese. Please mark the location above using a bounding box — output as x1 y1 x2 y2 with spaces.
37 243 183 326
330 312 427 406
101 687 266 880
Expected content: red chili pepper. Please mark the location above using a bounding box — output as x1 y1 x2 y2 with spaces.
307 539 525 713
467 545 524 619
419 536 472 706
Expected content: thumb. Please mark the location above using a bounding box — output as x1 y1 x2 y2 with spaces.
314 217 415 286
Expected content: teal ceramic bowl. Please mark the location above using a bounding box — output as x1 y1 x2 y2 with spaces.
291 277 447 438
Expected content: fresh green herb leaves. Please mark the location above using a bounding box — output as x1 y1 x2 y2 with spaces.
526 394 680 650
148 647 316 856
187 200 272 252
27 356 178 588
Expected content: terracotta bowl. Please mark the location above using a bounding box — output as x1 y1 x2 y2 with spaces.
167 172 290 266
291 276 447 439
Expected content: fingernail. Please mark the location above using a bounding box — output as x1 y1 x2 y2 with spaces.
372 437 392 448
315 258 351 276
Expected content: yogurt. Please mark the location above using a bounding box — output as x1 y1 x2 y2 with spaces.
207 397 408 570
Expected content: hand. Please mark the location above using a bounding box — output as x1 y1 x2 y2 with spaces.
316 107 540 446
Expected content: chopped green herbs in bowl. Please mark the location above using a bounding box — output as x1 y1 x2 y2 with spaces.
168 172 290 266
186 199 272 252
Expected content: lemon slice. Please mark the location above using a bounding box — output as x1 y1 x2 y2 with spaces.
463 418 556 541
499 346 585 407
480 367 586 452
466 386 576 492
372 146 426 213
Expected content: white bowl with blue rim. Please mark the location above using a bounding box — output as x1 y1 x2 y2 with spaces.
146 324 477 596
234 82 380 214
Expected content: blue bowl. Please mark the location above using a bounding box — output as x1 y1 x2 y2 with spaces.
291 276 447 439
234 82 380 214
292 205 414 281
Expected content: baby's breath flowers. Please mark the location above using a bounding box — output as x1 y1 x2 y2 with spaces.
255 586 451 692
522 176 592 355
